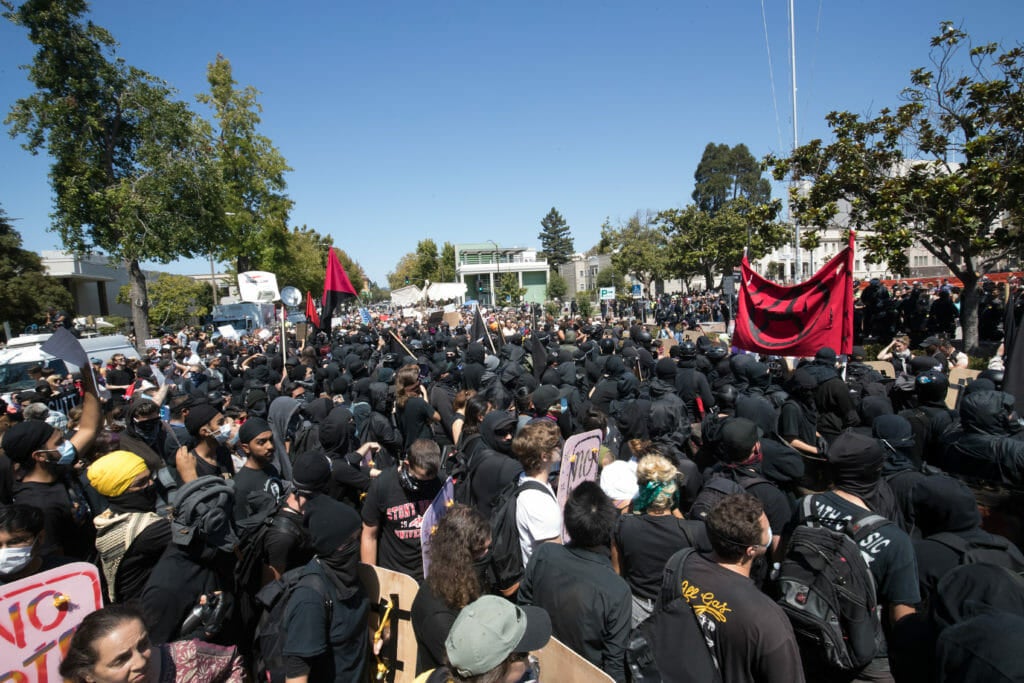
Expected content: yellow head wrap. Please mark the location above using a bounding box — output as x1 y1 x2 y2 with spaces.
87 450 148 498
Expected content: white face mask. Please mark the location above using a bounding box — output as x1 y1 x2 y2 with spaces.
0 544 34 576
214 422 233 445
896 349 911 359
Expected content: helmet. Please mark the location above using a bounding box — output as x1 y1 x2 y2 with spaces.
678 341 697 358
598 338 616 355
713 385 738 410
637 331 653 348
979 368 1005 391
706 345 728 362
915 370 949 404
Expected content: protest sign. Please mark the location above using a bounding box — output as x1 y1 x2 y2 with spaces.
143 338 161 350
0 562 103 682
218 325 239 340
555 429 604 543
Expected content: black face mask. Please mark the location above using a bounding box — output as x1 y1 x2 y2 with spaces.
134 419 162 444
108 485 158 513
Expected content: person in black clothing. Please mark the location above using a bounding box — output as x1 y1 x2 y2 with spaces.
462 410 523 517
612 449 710 627
319 406 382 507
671 341 714 422
104 353 134 404
708 417 791 547
396 365 440 451
519 481 631 682
363 381 403 465
940 390 1024 487
0 504 74 584
282 493 369 683
911 475 1024 606
462 343 487 391
230 417 284 521
173 402 235 484
5 369 102 560
807 347 859 443
411 504 492 673
671 493 805 683
140 476 239 645
119 398 167 473
360 438 442 582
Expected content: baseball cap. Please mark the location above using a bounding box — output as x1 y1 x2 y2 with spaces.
445 596 552 677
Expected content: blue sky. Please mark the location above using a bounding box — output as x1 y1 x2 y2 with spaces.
1 1 1022 285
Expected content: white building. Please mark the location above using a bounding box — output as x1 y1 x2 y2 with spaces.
454 243 549 306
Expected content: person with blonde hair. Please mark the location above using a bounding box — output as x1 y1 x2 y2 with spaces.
611 441 709 627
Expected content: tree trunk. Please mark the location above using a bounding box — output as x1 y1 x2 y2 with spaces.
236 254 251 275
127 258 151 352
959 273 981 354
704 269 715 291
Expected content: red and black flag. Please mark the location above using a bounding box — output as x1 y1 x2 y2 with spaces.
321 247 358 335
733 232 855 357
305 291 321 329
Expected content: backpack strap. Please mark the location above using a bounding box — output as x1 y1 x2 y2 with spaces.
928 531 1011 556
517 478 556 500
657 547 724 681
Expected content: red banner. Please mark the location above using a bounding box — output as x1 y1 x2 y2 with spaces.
733 234 855 357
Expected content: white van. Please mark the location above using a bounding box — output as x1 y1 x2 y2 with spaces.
0 333 140 394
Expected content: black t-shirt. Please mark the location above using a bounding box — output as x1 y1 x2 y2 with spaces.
779 400 816 443
399 396 435 450
800 492 921 607
116 518 172 603
674 552 805 683
410 579 460 673
231 464 284 522
13 480 91 559
361 468 440 582
283 561 370 682
614 514 708 600
106 367 134 398
716 467 793 534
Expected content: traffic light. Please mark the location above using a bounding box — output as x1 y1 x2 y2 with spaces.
405 277 410 285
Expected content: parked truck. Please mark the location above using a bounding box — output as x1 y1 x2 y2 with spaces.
211 302 277 334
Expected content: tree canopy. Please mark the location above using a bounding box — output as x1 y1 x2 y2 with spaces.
597 212 668 297
766 23 1024 351
119 273 212 331
271 225 364 295
693 142 771 215
387 239 451 290
0 204 73 333
538 207 575 271
496 272 526 305
4 0 227 346
197 54 293 275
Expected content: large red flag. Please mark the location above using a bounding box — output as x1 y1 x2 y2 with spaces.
305 291 321 328
733 232 855 357
321 247 358 334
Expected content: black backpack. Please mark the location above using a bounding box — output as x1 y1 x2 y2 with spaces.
253 564 333 683
625 548 723 683
775 496 888 672
488 478 554 592
927 532 1024 573
688 473 770 521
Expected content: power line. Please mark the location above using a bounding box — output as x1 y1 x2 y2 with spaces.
761 0 785 153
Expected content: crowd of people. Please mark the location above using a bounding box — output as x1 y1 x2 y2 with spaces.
1 306 1023 682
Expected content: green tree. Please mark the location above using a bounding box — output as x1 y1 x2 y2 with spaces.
692 142 772 215
387 252 419 290
496 272 526 305
4 0 227 348
766 23 1024 351
129 273 212 330
538 207 575 271
416 239 440 282
198 54 293 275
575 293 594 318
438 241 456 282
271 226 365 295
546 271 568 300
598 211 668 297
595 267 627 293
658 199 788 290
0 204 73 333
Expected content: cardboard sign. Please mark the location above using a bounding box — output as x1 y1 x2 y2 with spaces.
0 562 103 682
218 325 239 340
358 563 420 683
555 429 604 543
443 311 461 328
420 477 455 579
536 635 615 683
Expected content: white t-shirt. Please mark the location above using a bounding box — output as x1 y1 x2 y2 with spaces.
516 478 562 567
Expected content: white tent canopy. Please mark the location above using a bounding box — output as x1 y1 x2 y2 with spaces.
390 285 422 307
426 282 467 301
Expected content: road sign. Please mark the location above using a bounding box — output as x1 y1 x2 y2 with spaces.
631 284 642 298
599 287 616 301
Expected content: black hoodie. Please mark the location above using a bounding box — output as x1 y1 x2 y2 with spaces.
463 411 523 517
941 391 1024 486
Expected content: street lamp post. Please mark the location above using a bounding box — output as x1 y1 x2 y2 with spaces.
488 240 500 307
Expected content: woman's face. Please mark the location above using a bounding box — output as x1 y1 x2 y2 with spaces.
85 618 152 683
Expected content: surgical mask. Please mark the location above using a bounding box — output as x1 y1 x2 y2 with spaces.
42 440 77 466
214 423 233 445
0 544 34 575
